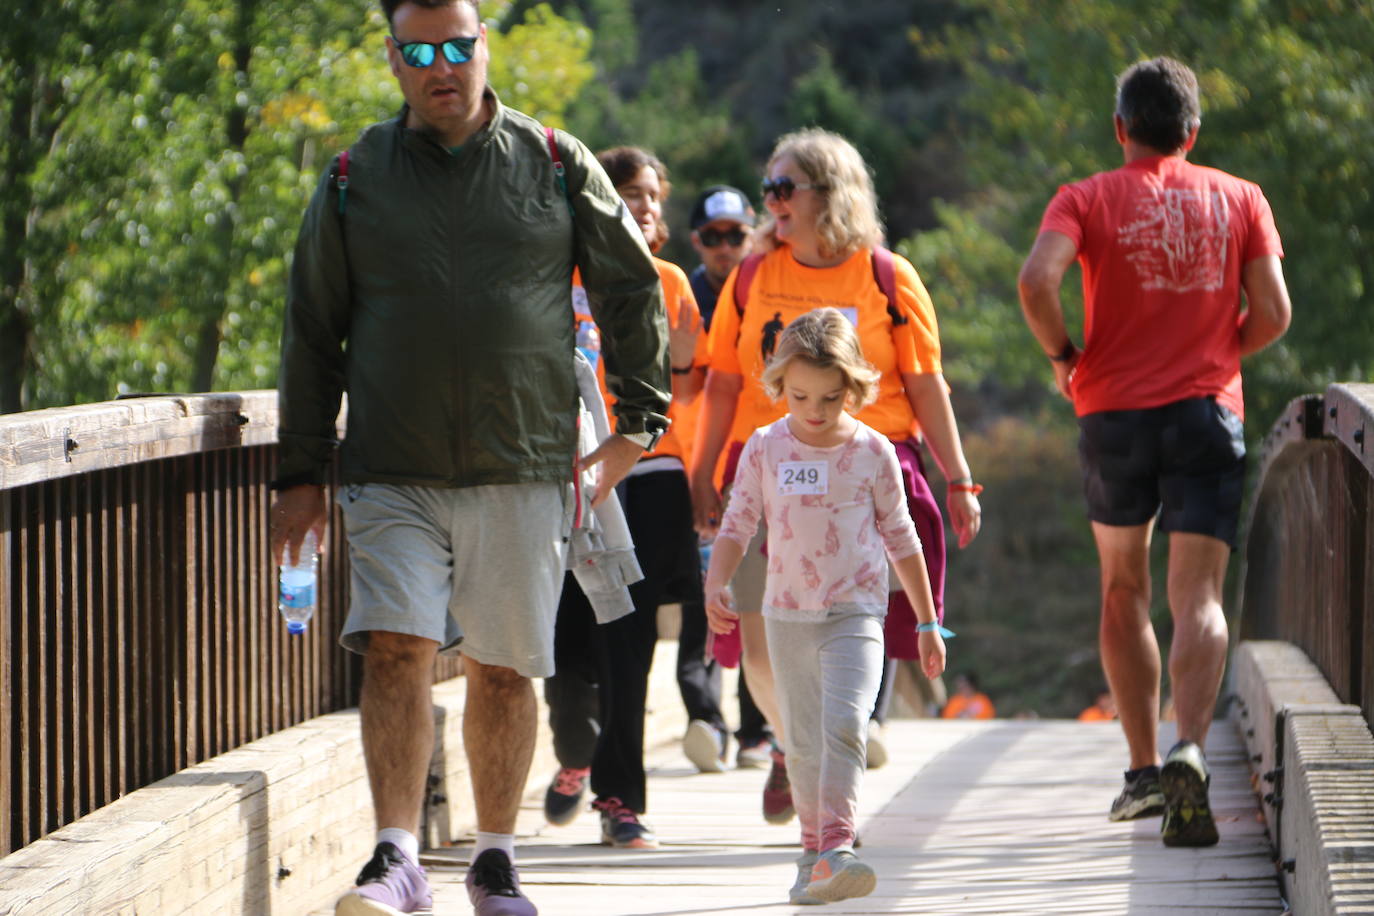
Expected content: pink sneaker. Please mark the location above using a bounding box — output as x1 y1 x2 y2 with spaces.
763 749 795 824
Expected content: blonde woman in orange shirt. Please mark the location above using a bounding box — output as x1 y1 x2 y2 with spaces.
688 128 981 825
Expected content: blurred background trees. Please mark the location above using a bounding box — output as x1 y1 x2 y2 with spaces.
2 0 1368 714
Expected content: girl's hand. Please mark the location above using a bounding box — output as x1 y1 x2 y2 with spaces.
946 489 982 549
705 586 738 635
918 629 947 680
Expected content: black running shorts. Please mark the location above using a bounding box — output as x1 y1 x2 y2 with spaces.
1076 397 1246 547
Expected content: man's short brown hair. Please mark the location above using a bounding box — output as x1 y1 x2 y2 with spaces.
1115 57 1201 155
380 0 479 28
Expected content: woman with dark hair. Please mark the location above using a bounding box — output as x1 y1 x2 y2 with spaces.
541 146 704 849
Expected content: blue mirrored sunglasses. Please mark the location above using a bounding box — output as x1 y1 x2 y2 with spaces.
394 35 478 68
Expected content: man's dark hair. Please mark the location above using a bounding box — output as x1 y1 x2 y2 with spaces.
380 0 479 28
1115 57 1201 154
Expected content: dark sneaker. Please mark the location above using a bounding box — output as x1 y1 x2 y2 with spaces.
464 848 537 916
683 720 727 773
762 749 795 824
335 842 432 915
1108 765 1165 821
789 851 824 905
735 736 772 769
805 849 877 903
1160 740 1219 847
543 766 590 826
593 796 659 849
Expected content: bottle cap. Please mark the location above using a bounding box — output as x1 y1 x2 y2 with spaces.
287 621 307 635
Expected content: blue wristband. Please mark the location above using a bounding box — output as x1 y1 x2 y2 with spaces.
917 622 955 638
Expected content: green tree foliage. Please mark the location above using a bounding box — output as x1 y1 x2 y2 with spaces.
912 0 1374 427
6 0 594 411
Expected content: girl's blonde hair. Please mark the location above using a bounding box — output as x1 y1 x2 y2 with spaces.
760 308 880 408
752 128 884 261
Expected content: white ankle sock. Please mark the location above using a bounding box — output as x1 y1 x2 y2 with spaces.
474 832 516 863
377 827 420 864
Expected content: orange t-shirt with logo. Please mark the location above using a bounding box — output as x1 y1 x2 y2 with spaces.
1039 155 1284 420
706 246 942 450
574 258 700 464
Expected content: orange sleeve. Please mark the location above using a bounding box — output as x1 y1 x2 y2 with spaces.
706 266 744 375
892 256 942 375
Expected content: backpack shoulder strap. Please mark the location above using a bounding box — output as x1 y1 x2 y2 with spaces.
545 126 572 212
871 245 908 326
732 253 765 317
333 148 350 216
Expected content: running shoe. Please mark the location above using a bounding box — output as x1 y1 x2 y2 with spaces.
683 720 727 773
465 848 537 916
1160 740 1219 847
735 736 773 769
335 841 432 915
805 849 877 903
789 850 824 905
593 796 659 849
543 766 590 826
866 720 889 770
762 749 795 824
1108 764 1165 821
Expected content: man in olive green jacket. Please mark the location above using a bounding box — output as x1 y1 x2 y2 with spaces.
269 2 669 913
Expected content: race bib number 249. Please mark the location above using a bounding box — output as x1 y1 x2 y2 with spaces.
777 461 828 496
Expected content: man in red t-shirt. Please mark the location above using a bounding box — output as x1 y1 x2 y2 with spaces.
1017 57 1291 849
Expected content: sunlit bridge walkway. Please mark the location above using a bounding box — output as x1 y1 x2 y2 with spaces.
379 719 1281 915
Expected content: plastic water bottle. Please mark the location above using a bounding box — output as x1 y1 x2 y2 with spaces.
278 530 318 635
576 320 601 369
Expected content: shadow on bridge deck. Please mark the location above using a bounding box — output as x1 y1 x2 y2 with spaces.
368 718 1282 915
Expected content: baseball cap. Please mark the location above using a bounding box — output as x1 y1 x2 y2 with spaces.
689 185 755 230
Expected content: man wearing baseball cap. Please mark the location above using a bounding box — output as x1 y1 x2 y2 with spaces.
688 185 756 326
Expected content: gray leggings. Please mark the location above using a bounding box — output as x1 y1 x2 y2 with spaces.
765 612 884 852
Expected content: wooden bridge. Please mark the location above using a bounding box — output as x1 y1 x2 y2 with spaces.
2 384 1372 915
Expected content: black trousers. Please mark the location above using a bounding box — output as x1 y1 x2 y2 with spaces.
544 469 701 813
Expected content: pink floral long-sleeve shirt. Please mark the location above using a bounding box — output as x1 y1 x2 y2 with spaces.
718 417 923 621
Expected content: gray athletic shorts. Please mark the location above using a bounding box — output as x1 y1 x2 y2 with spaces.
338 481 572 677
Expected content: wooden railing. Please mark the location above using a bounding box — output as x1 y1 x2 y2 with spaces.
0 391 459 857
1239 382 1374 730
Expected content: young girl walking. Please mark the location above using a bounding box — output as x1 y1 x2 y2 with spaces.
704 308 948 905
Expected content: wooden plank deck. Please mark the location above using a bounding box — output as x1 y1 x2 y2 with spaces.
402 717 1285 915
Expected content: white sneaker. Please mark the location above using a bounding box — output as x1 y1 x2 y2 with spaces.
866 720 888 769
683 719 726 773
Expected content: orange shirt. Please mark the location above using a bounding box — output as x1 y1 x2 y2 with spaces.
706 247 942 449
941 693 995 720
575 258 700 463
1078 706 1116 722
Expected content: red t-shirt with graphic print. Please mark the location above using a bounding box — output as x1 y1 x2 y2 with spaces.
1040 155 1284 420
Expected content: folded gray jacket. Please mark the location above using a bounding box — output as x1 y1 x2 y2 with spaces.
567 350 643 622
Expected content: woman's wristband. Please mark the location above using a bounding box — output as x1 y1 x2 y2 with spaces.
1048 339 1078 362
670 363 694 375
947 481 983 495
917 622 956 638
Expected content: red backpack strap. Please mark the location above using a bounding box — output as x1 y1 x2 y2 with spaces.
545 126 571 208
732 253 765 317
871 245 908 326
333 148 350 215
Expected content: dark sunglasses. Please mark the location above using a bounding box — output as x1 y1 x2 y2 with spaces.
761 176 827 202
393 35 478 68
698 226 748 248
